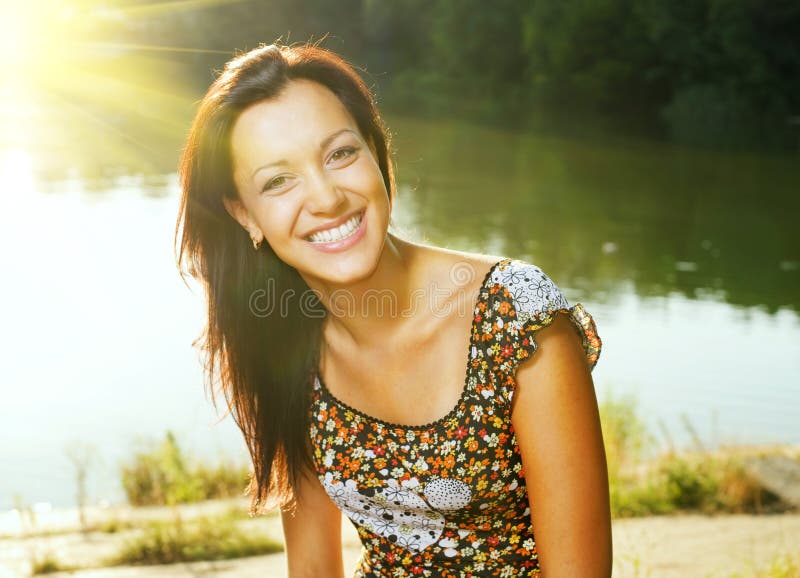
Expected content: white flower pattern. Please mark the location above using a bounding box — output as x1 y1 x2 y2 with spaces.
490 262 569 323
321 473 447 552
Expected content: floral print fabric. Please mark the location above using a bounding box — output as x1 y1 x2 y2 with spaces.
308 258 602 577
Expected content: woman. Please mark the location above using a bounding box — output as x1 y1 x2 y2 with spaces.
176 42 611 577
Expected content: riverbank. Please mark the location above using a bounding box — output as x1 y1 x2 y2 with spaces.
1 499 798 578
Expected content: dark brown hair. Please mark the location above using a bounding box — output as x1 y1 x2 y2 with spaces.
174 42 394 513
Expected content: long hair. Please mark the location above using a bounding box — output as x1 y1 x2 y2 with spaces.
174 42 395 513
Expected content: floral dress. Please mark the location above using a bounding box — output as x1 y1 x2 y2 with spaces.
308 258 602 577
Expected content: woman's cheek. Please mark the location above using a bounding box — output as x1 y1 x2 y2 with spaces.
261 198 303 243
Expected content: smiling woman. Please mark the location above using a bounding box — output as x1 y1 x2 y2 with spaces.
175 41 611 578
223 80 390 283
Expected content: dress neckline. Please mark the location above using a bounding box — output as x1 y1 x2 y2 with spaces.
313 257 509 432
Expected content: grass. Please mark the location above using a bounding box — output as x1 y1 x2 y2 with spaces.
120 431 251 506
30 552 74 575
27 510 282 573
94 516 138 534
758 553 800 578
599 393 793 518
121 403 793 519
107 510 283 565
729 551 800 578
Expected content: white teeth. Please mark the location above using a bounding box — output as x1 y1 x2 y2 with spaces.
308 212 362 244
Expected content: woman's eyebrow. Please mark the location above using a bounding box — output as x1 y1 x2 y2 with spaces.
250 128 358 179
319 128 358 150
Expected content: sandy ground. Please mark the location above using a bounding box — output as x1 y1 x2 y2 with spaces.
1 500 798 578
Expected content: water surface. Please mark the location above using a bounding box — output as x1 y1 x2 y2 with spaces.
0 116 797 510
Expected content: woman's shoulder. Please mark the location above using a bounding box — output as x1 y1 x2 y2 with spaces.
410 243 500 267
486 258 570 322
414 244 601 370
403 241 505 296
406 240 577 319
412 244 567 314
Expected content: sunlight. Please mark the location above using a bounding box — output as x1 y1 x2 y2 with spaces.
0 5 28 63
117 0 248 18
0 0 212 177
0 2 79 84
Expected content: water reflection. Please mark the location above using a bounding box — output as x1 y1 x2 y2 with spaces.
2 98 797 313
390 116 799 313
1 74 798 509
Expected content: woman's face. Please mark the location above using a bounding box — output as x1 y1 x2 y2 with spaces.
225 79 391 286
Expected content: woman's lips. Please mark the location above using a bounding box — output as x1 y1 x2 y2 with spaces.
306 210 367 253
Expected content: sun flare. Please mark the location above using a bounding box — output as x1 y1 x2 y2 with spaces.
0 0 221 177
0 2 82 85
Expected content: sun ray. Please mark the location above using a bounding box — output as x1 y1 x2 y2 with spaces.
0 0 220 178
115 0 251 18
82 41 233 55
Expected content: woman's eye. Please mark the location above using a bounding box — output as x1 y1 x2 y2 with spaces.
263 175 288 192
329 146 357 164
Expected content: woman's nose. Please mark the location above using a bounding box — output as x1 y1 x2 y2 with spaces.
305 170 345 214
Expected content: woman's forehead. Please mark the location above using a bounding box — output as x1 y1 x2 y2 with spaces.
231 80 360 162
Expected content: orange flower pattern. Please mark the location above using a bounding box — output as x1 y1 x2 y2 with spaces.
308 258 602 577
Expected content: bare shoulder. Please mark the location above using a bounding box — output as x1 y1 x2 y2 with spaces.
411 242 505 288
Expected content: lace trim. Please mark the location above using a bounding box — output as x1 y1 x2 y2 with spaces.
518 304 602 371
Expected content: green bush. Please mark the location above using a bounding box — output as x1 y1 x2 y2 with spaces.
108 512 282 565
30 552 70 575
611 479 675 518
599 392 792 518
95 517 135 534
659 453 722 512
120 431 250 506
599 393 652 474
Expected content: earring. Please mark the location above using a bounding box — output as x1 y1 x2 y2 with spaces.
251 236 262 250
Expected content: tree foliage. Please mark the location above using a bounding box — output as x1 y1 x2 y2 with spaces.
97 0 799 148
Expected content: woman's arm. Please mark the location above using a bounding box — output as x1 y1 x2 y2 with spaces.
281 468 346 578
511 314 612 577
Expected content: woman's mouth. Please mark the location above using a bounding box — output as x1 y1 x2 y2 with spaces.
305 210 366 251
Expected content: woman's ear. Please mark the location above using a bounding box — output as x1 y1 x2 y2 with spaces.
222 196 263 244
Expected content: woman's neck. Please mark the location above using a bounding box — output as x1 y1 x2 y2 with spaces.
309 232 431 351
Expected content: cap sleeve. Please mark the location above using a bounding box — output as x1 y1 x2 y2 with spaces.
486 260 602 402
